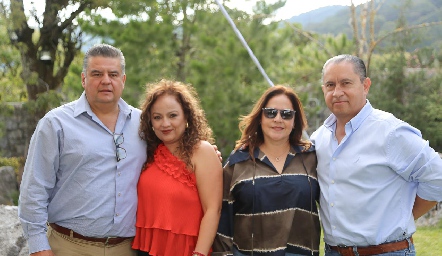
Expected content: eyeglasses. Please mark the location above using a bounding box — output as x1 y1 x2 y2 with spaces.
113 133 127 162
262 108 296 120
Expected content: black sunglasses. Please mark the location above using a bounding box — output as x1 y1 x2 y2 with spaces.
113 133 127 162
262 108 296 120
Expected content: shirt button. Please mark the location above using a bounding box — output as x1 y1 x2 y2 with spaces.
116 213 119 216
333 158 336 161
118 193 121 196
331 180 335 184
118 172 121 176
331 203 334 207
332 226 336 229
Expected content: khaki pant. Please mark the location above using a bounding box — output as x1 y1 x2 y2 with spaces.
47 225 137 256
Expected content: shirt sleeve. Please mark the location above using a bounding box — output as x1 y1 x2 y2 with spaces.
18 115 61 253
387 122 442 202
212 162 235 255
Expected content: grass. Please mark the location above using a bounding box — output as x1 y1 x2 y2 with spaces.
318 219 442 255
414 220 442 255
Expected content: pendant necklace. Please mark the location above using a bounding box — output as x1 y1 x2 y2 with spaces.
264 146 290 162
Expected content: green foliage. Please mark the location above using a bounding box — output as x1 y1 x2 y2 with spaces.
305 0 442 50
0 15 26 102
0 157 22 170
22 91 63 117
368 13 442 152
61 51 85 102
0 0 440 158
0 156 24 205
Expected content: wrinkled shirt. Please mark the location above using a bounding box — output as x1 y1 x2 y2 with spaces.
311 100 442 246
18 92 147 253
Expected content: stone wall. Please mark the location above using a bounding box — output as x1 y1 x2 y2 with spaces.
0 103 30 158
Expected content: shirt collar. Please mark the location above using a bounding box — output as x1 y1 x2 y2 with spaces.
324 100 373 132
74 91 132 118
226 144 314 166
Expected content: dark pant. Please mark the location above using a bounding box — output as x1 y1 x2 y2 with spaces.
137 250 150 256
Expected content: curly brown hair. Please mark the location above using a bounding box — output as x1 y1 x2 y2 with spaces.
235 85 311 159
139 79 214 171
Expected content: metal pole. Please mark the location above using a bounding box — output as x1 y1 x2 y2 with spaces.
214 0 274 87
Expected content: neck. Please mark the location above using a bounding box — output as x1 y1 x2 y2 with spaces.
260 141 291 157
89 102 120 132
90 102 120 116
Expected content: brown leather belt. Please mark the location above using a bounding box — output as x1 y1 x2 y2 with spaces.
329 237 413 256
49 223 133 245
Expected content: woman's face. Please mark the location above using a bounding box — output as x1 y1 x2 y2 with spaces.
260 94 295 144
150 94 187 151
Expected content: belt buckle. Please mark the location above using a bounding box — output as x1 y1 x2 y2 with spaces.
337 244 355 256
105 236 117 246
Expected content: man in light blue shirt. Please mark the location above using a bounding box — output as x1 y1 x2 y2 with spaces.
18 44 146 256
311 54 442 256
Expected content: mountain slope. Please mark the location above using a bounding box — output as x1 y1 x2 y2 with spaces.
285 0 442 49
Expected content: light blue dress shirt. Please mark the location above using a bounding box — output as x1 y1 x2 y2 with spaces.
18 92 147 253
311 100 442 247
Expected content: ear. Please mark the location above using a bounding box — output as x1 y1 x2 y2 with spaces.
363 77 371 96
81 73 86 89
122 74 126 89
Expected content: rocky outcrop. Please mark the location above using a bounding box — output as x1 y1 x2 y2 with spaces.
0 205 29 256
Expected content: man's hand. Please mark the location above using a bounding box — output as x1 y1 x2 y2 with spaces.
212 144 222 163
31 250 55 256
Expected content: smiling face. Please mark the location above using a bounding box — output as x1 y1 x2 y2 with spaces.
260 94 295 144
150 94 187 151
81 56 126 111
322 61 371 124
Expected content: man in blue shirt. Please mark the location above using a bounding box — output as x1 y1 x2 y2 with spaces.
18 44 147 256
311 54 442 256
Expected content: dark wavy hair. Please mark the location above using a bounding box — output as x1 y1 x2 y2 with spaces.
235 85 311 159
139 79 214 171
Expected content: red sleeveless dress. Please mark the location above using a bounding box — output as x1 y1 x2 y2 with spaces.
132 144 203 255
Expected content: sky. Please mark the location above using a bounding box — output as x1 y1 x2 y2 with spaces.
225 0 369 20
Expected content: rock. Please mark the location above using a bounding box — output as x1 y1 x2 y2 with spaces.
0 166 18 205
0 205 29 256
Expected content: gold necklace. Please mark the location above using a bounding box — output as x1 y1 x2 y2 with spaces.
262 145 290 162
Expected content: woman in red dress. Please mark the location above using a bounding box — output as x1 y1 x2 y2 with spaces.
133 79 223 256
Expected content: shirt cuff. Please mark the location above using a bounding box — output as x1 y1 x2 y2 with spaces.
28 234 51 254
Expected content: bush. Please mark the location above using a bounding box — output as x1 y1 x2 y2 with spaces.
0 157 25 205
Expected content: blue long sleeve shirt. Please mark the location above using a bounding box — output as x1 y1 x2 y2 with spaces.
18 92 147 253
311 100 442 246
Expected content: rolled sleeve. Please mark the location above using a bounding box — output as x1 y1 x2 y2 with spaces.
388 123 442 202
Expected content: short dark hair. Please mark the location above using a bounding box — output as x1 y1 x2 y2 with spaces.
82 44 125 74
322 54 366 82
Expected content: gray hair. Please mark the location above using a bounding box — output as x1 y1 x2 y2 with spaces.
82 44 126 74
322 54 366 82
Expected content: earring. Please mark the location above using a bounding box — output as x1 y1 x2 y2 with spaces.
186 122 189 128
152 127 155 131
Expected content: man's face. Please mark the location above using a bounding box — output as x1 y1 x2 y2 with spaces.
81 56 126 109
322 61 371 123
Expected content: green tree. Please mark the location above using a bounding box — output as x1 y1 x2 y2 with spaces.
79 0 291 155
368 1 442 152
0 16 23 102
0 0 111 153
